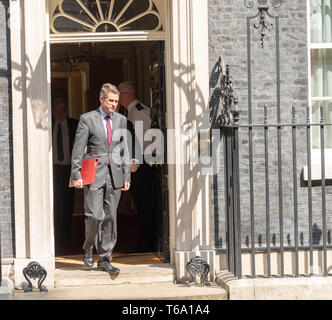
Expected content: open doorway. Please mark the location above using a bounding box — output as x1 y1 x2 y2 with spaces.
50 41 169 262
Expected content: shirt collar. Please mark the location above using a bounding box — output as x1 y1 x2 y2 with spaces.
99 107 112 119
127 99 139 112
54 118 66 126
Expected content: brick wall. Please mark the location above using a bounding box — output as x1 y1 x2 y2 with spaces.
0 0 14 259
209 0 332 249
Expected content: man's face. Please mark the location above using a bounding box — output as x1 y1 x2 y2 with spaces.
100 92 119 115
52 103 68 123
119 84 134 108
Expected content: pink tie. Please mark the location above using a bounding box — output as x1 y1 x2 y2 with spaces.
105 115 112 148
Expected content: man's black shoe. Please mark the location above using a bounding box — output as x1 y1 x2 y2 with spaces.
83 248 94 268
97 259 120 274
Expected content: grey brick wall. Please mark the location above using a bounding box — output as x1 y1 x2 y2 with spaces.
0 0 14 259
209 0 332 249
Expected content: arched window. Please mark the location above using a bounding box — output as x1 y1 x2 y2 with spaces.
50 0 163 34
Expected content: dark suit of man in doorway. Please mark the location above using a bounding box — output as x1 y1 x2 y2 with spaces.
52 97 78 243
71 83 131 275
118 81 154 252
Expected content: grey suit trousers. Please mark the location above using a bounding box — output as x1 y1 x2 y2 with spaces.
83 166 121 259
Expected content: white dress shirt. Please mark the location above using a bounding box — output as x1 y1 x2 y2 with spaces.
99 107 113 138
127 99 152 151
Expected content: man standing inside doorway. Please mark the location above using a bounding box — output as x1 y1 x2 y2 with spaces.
71 83 131 275
52 97 78 247
118 81 154 252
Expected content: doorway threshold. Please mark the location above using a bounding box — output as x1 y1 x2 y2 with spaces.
55 253 174 288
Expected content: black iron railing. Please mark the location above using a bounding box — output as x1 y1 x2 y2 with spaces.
217 102 332 279
211 0 332 279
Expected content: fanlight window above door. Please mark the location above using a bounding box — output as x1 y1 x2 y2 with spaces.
50 0 163 34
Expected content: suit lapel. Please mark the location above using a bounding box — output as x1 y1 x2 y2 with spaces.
94 109 108 149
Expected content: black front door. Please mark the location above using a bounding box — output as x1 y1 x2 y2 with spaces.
150 41 170 263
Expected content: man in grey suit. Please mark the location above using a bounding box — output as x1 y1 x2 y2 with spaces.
70 83 131 275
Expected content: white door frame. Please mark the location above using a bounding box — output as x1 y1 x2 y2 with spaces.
9 0 214 287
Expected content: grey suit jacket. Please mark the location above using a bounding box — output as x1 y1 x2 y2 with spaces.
71 108 131 189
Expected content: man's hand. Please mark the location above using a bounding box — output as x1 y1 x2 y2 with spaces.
73 179 83 189
130 159 139 173
121 181 130 191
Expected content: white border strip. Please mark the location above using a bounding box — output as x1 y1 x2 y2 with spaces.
49 31 166 43
310 43 332 49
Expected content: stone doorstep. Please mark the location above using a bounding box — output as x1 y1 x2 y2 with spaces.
10 262 229 300
18 263 227 300
0 278 14 300
216 270 332 300
55 263 175 287
13 282 228 300
0 287 12 300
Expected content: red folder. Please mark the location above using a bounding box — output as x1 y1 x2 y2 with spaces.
69 158 99 187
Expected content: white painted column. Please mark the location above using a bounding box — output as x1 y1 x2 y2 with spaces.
166 0 215 282
10 0 54 289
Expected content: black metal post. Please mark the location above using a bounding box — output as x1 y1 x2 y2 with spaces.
320 104 327 276
292 105 299 277
277 122 284 277
264 105 271 277
223 122 243 278
306 105 313 275
274 14 284 278
247 14 256 279
233 110 242 278
216 62 241 277
224 127 235 274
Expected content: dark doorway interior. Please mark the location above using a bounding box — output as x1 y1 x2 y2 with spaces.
50 41 169 261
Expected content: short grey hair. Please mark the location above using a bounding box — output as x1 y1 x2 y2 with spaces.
100 83 120 99
119 81 137 96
